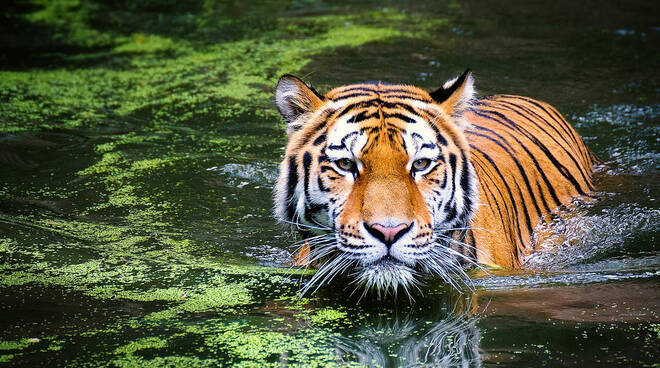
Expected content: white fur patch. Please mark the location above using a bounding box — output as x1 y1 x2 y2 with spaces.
442 73 476 130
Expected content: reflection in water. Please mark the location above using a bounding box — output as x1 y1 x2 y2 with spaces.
303 279 658 367
334 314 480 368
0 0 658 365
309 289 482 367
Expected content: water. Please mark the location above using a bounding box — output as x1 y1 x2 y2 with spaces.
0 0 658 366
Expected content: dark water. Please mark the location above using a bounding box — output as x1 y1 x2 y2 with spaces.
0 1 658 367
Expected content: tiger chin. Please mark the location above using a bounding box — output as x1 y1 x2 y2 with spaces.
272 69 596 298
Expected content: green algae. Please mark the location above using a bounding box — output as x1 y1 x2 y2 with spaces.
144 277 252 320
0 338 40 364
309 307 349 327
0 339 35 351
0 2 438 324
114 337 168 355
198 322 365 368
2 0 659 367
113 355 219 368
0 238 15 253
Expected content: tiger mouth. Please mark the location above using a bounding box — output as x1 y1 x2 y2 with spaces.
367 255 408 268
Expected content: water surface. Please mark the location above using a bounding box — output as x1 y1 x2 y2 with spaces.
0 0 658 366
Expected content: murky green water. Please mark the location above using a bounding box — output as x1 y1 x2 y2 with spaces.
0 1 658 366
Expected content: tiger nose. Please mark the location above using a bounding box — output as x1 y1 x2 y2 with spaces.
365 222 411 246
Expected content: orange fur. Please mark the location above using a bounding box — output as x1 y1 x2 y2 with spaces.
275 74 595 270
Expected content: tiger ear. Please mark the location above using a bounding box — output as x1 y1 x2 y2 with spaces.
430 69 475 117
275 74 325 135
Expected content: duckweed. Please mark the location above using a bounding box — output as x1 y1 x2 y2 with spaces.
1 0 658 366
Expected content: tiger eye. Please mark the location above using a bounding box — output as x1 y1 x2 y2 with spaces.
412 159 431 171
337 158 356 172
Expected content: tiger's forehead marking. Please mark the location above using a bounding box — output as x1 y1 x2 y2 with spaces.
322 86 445 162
326 82 434 102
322 95 437 131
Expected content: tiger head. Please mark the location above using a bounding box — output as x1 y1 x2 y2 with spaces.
273 70 478 296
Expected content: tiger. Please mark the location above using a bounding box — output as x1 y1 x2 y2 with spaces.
273 69 596 295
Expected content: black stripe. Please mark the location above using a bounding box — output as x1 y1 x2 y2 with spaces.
285 156 298 220
498 99 576 151
344 130 360 144
436 133 448 146
544 102 594 166
320 165 341 175
536 182 552 214
302 152 313 203
467 126 561 207
470 146 527 248
298 108 334 148
507 96 582 148
328 130 359 151
444 203 458 222
512 180 534 235
443 153 458 221
332 102 367 120
376 88 428 96
495 99 593 190
504 95 592 165
449 153 457 178
384 112 414 124
460 151 473 210
496 99 590 174
387 127 402 136
422 163 441 179
348 110 376 123
475 109 589 196
313 132 326 146
424 119 449 146
470 155 515 245
380 101 429 117
465 129 543 219
466 229 477 260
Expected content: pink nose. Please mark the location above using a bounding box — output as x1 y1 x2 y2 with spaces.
365 222 411 245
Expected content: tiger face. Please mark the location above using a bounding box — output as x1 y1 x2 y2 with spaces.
274 70 478 296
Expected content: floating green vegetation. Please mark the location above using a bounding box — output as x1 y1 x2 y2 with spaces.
0 1 445 296
308 307 350 327
4 1 658 366
1 5 444 365
0 339 35 351
1 4 446 133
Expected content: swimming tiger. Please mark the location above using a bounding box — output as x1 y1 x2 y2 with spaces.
273 69 596 295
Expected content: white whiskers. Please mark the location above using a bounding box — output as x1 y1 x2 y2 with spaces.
284 223 487 300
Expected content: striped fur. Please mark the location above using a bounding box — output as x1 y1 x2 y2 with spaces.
273 70 595 295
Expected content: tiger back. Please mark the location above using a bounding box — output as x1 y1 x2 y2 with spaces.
465 95 596 267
